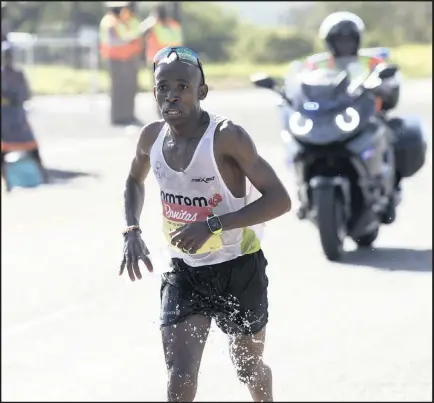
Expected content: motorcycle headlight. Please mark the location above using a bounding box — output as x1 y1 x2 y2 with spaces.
289 112 313 136
335 107 360 132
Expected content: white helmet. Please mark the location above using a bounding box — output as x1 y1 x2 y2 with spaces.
319 12 365 57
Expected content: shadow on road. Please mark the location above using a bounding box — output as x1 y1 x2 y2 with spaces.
46 168 99 185
340 247 432 272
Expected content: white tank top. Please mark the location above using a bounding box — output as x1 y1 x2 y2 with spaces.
149 112 265 267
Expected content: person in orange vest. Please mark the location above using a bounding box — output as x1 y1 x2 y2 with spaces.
100 1 143 126
140 3 183 117
141 4 183 66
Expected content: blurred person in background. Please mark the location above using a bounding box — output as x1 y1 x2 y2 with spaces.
99 1 143 126
141 3 183 117
141 3 183 68
1 41 48 188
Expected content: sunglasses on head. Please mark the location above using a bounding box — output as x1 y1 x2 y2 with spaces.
153 46 206 85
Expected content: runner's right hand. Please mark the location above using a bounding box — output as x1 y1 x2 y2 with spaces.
120 232 153 281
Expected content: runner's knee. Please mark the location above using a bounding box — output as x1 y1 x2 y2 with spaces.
230 344 262 383
229 328 267 384
167 364 199 388
235 360 264 384
162 317 210 384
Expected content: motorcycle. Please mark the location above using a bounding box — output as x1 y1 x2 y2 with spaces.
251 62 427 261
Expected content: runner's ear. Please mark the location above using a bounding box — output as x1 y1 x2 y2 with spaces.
198 84 208 101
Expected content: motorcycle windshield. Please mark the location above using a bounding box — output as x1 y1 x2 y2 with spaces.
304 69 344 102
286 63 369 106
289 64 373 112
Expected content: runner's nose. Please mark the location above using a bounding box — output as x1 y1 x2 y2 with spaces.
166 90 179 103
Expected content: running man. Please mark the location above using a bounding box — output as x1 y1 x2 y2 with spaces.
120 46 291 402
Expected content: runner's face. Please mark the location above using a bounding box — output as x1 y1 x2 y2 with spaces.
154 61 207 124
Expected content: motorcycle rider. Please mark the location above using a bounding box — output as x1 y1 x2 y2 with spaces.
307 12 381 69
305 11 401 220
305 11 399 113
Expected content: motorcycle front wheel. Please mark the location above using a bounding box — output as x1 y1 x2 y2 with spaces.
313 187 346 261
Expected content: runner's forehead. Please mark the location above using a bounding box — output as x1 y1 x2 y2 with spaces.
155 61 200 83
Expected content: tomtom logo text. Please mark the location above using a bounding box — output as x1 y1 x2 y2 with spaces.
161 191 208 207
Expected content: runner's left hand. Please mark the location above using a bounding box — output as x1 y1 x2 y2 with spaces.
169 221 212 254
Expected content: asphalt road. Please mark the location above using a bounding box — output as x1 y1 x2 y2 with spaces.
1 80 432 402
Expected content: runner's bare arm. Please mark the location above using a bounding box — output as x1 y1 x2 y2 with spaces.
124 122 161 227
218 122 291 231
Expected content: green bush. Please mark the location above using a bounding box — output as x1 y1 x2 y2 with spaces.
232 26 314 64
182 2 239 62
363 33 384 49
363 31 405 48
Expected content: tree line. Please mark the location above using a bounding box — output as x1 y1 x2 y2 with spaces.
3 1 432 64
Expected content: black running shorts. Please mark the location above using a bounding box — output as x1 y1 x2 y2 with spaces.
160 249 269 335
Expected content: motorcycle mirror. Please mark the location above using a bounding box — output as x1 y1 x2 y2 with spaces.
276 88 293 106
378 64 398 80
250 73 276 90
357 64 384 92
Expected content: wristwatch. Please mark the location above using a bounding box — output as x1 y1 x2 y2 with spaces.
206 214 223 235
